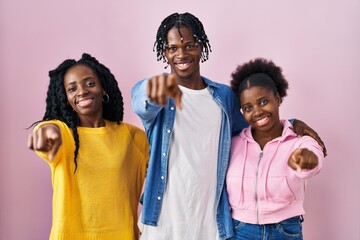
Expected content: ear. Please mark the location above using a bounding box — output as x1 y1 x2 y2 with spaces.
162 52 170 69
195 42 203 52
163 49 169 59
276 93 282 106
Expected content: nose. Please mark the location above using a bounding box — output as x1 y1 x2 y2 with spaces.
77 86 88 96
253 105 263 116
176 47 187 58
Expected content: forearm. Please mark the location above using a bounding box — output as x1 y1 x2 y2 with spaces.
294 138 324 178
131 79 163 129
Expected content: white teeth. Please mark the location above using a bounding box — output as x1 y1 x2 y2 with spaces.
77 98 93 107
257 118 266 123
255 117 268 124
77 98 92 103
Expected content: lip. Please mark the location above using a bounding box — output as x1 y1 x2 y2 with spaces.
252 115 270 127
74 97 95 108
75 97 93 104
174 60 193 71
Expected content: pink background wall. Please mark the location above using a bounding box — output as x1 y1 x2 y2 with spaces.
1 0 359 239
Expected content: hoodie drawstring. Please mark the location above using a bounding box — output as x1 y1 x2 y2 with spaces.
263 140 281 201
239 140 248 203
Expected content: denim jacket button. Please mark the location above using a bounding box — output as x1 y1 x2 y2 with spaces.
170 107 174 110
144 100 148 109
167 129 171 133
161 176 165 180
157 196 161 200
162 153 166 156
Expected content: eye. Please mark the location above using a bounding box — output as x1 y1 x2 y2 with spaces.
186 44 196 50
86 81 96 87
242 105 252 113
167 47 177 53
67 86 76 92
259 99 268 106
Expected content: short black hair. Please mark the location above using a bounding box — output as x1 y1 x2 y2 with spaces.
37 53 123 172
230 58 289 102
153 12 211 64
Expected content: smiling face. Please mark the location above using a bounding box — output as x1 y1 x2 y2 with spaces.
240 86 282 135
64 64 105 126
164 27 202 84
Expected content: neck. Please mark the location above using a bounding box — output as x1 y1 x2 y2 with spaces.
173 70 205 90
252 123 283 149
179 78 206 90
78 117 105 128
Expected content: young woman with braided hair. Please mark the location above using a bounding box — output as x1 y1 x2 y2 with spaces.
132 12 326 240
28 53 149 240
227 58 325 240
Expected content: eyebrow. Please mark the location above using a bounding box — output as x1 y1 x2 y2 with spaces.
65 76 95 86
257 96 269 101
167 41 196 46
241 96 270 106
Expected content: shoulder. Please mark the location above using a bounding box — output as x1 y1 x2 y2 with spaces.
203 77 232 91
120 122 149 165
107 121 149 159
119 122 148 147
231 128 249 145
120 122 145 132
203 77 237 101
231 134 244 144
281 121 323 157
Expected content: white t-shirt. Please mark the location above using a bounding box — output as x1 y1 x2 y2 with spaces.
139 85 222 240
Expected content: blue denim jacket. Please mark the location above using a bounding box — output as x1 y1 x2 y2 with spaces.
131 76 248 240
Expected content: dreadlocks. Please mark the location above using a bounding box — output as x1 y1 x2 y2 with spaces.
40 53 124 172
153 12 212 65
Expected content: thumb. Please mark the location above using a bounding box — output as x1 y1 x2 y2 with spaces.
288 148 302 171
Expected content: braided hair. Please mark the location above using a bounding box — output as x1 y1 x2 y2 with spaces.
40 53 124 172
153 12 212 65
230 58 289 103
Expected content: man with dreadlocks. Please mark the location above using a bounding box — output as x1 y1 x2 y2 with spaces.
131 12 246 240
132 12 326 240
28 53 149 240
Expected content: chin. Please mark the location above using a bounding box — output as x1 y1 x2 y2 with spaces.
177 71 195 79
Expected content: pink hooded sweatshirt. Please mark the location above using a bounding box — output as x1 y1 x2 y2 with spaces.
226 120 324 224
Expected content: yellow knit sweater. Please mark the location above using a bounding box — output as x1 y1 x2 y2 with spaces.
35 120 149 240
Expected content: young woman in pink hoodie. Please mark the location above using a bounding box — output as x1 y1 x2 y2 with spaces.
226 58 325 240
